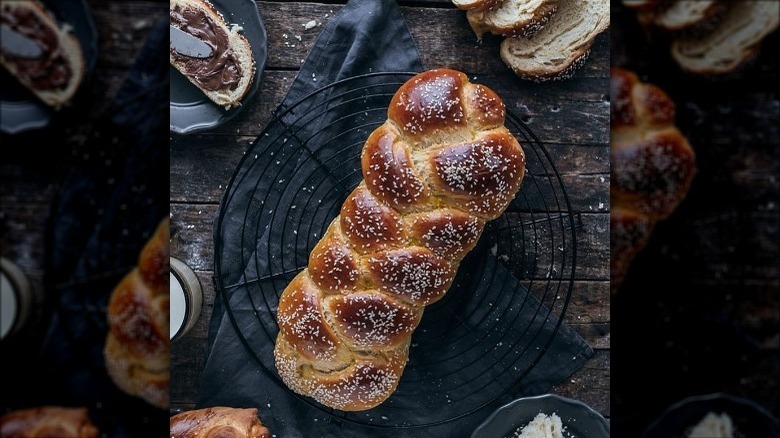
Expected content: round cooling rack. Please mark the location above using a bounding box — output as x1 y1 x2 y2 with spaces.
214 72 578 429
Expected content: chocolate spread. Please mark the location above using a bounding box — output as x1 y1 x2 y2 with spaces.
170 6 242 91
0 7 71 90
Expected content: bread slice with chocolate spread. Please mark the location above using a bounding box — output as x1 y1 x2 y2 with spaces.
170 0 255 110
0 0 85 109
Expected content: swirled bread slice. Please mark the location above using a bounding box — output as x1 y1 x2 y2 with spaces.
170 0 255 110
452 0 502 13
500 0 609 81
653 0 726 33
622 0 664 11
467 0 559 39
671 1 779 75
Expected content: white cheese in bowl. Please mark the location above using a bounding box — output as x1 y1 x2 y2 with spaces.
687 412 734 438
511 412 565 438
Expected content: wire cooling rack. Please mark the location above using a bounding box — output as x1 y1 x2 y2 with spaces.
214 72 579 429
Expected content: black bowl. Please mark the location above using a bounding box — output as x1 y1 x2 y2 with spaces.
472 394 609 438
642 393 780 438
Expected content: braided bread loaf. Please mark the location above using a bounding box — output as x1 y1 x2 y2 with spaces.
610 68 695 294
104 218 170 409
170 407 270 438
273 69 526 411
0 407 98 438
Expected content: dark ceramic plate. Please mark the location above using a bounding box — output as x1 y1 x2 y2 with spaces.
642 393 780 438
0 0 97 134
472 394 610 438
169 0 267 134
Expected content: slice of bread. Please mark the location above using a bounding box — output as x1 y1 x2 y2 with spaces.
0 0 85 109
500 0 609 81
170 0 255 110
452 0 502 13
467 0 559 39
621 0 663 11
653 0 726 33
670 0 779 75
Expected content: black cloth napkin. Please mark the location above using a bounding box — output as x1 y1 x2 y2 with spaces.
0 15 169 438
199 1 593 436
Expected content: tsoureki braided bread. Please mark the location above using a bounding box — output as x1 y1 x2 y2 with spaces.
170 407 270 438
104 218 170 409
273 69 527 411
610 68 696 294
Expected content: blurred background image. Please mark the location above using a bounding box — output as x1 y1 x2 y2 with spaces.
1 0 168 436
610 0 779 436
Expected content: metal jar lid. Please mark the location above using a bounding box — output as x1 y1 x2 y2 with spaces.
170 257 203 342
1 257 33 340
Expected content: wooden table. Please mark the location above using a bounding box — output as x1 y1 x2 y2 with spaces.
169 0 611 432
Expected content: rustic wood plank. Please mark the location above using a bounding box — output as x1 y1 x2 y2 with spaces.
171 335 610 413
554 349 610 416
171 134 609 206
171 267 608 342
170 204 219 272
88 1 168 69
170 336 210 405
562 282 610 326
171 273 610 408
258 2 609 78
170 205 608 280
193 69 610 146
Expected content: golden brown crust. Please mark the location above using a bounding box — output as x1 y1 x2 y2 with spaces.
170 407 270 438
274 69 525 411
339 185 406 254
407 209 485 259
362 126 430 210
0 407 99 438
104 218 170 409
365 247 454 306
610 68 695 294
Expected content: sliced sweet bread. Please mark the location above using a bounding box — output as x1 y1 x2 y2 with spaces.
671 0 779 75
467 0 559 39
0 0 85 109
170 0 255 110
452 0 502 13
500 0 609 81
621 0 664 11
653 0 726 33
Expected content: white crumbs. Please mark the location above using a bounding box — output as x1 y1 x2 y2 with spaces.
687 412 734 438
512 412 565 438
